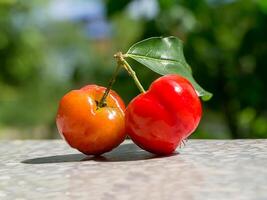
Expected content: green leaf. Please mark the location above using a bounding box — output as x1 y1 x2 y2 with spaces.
126 36 212 101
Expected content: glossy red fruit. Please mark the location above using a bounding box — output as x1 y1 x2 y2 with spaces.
125 74 202 155
56 85 126 155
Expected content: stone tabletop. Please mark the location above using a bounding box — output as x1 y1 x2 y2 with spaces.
0 140 267 200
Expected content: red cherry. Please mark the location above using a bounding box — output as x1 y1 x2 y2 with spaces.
126 74 202 155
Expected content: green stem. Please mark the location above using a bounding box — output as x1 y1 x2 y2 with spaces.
122 59 145 93
98 64 121 108
114 52 145 94
98 52 145 109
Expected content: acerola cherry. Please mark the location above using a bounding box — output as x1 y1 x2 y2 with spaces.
56 85 126 155
125 74 202 155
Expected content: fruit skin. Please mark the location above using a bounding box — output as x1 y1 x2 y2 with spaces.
56 85 126 155
125 74 202 155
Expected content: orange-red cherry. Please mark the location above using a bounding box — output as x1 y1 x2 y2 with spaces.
56 85 126 155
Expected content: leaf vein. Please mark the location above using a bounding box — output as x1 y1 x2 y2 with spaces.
126 53 187 66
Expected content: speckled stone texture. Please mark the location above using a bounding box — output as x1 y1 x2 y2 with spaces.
0 140 267 200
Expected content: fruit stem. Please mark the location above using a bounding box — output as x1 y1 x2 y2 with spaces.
98 51 145 108
98 63 121 108
114 52 145 94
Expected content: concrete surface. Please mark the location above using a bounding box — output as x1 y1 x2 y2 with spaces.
0 140 267 200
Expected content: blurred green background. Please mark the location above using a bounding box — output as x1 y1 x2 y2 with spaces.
1 0 267 139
